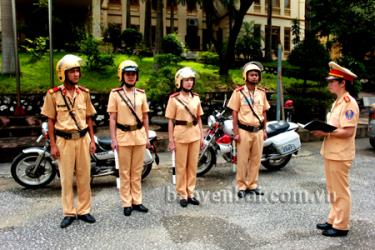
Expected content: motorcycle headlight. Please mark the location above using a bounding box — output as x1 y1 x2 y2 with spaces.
207 115 216 128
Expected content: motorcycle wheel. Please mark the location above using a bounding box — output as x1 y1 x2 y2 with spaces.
142 163 152 179
197 147 216 177
370 137 375 149
261 154 292 171
11 152 56 188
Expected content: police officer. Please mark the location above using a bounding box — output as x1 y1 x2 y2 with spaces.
312 62 359 237
41 54 97 228
165 67 204 207
227 62 270 198
107 60 150 216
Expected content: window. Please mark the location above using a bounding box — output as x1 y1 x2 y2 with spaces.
254 0 261 12
265 25 280 51
265 0 281 15
187 1 197 13
130 0 139 6
254 24 261 43
284 27 291 51
284 0 291 16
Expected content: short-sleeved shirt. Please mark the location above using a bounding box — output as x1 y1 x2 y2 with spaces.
107 87 149 146
165 92 203 143
41 84 96 131
227 85 270 127
320 92 359 160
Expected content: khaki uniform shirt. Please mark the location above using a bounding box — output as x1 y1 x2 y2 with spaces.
227 85 270 126
321 92 359 160
107 87 149 146
165 92 203 143
41 85 96 131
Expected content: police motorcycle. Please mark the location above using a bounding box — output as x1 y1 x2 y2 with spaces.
10 122 159 188
198 96 301 176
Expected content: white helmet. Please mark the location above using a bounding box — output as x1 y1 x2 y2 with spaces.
118 60 139 82
242 61 263 82
56 54 84 83
175 67 196 89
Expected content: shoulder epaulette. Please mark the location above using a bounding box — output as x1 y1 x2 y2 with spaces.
136 88 145 93
78 86 89 92
48 86 60 94
170 92 180 98
235 86 244 92
112 87 123 92
344 96 351 103
257 87 265 92
192 92 199 96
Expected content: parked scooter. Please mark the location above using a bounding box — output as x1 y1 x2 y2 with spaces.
11 122 159 188
198 99 301 176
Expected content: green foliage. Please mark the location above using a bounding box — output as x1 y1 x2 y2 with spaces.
198 51 220 66
288 35 330 81
291 19 301 45
103 23 122 52
79 34 114 71
161 33 184 56
235 21 262 61
153 53 182 69
22 37 48 62
121 28 143 54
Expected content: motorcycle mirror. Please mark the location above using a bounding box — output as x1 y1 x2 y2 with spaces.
223 94 227 108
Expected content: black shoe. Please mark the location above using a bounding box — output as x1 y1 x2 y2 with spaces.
123 207 132 216
60 216 76 228
322 228 349 237
180 199 188 207
248 188 264 195
237 190 246 198
188 197 200 205
133 204 149 213
77 214 96 224
316 222 332 230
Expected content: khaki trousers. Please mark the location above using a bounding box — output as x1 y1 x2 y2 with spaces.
236 128 264 190
56 135 91 216
175 140 200 199
324 159 352 230
118 145 145 207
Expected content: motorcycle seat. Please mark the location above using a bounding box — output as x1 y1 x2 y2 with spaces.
97 136 112 150
267 121 290 138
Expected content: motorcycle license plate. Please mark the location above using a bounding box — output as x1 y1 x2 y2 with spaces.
279 144 296 154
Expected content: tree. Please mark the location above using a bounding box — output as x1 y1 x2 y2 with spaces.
265 0 273 61
310 0 375 61
1 0 16 74
126 0 131 28
143 0 152 47
201 0 254 76
155 0 164 54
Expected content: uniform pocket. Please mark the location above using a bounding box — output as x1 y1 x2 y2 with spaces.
77 104 87 121
56 105 69 120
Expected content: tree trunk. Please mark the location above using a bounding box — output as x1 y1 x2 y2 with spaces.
155 0 164 54
144 0 152 47
265 0 273 61
169 0 175 33
305 0 311 36
1 0 16 74
126 0 131 28
219 0 253 76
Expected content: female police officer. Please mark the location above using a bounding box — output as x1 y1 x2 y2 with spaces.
165 67 204 207
312 62 359 237
107 60 150 216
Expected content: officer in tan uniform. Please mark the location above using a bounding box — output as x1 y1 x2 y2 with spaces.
41 54 97 228
312 62 359 237
165 67 204 207
227 62 270 198
107 60 150 216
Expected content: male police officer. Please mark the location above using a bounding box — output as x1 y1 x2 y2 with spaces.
227 62 270 198
41 54 97 228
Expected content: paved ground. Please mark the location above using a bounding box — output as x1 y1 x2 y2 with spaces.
0 138 374 249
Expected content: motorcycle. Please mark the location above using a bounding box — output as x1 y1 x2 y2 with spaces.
11 122 159 188
198 101 301 176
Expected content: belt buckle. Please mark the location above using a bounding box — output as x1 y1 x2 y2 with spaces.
71 132 80 140
186 121 193 128
253 127 260 132
130 125 137 131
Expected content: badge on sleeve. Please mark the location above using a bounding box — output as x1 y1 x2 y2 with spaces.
345 110 354 120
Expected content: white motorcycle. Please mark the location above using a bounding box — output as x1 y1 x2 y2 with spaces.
11 122 159 188
198 105 301 176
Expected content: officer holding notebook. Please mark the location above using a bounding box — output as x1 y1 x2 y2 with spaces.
312 62 359 237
